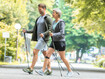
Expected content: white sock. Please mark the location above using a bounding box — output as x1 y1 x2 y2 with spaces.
48 69 52 72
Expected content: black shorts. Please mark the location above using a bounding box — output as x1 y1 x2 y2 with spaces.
49 41 66 51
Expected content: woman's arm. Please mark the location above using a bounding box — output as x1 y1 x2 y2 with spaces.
53 21 65 38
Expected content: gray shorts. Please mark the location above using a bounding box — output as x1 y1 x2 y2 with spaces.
34 38 47 51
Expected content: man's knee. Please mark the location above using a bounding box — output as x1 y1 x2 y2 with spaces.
42 51 47 56
33 49 39 56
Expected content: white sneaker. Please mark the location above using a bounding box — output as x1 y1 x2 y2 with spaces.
66 71 73 77
35 69 44 76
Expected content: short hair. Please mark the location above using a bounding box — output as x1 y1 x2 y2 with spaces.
53 8 62 17
38 3 46 9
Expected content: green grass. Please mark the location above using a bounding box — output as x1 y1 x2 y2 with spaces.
0 61 20 65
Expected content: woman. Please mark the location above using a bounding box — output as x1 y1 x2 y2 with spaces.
37 8 73 77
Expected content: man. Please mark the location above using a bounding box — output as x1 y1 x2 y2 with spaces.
23 3 52 75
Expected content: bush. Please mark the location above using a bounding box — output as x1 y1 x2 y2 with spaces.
94 55 105 67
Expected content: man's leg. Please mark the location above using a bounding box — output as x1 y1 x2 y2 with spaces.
35 48 54 76
30 38 45 70
23 49 39 74
30 49 39 70
23 38 46 74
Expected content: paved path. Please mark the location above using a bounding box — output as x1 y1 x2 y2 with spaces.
0 63 105 72
0 68 105 79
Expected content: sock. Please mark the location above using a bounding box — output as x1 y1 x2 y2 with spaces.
48 69 52 72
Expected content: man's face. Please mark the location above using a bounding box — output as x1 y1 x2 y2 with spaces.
38 7 45 15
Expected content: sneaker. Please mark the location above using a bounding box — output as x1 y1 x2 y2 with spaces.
66 71 73 77
44 70 52 75
22 68 33 74
35 69 44 76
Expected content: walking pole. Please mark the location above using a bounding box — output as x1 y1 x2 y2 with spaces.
23 32 29 68
42 37 64 76
52 52 64 71
50 36 63 77
70 63 80 75
49 32 80 76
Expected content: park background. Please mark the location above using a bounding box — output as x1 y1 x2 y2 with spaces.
0 0 105 69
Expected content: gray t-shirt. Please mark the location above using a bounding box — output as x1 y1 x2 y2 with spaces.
37 15 46 40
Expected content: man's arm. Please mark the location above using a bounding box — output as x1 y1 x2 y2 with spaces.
26 29 33 33
43 15 53 36
22 29 33 33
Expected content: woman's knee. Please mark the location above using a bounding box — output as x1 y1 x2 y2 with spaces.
46 48 54 57
45 52 52 59
61 57 66 61
45 56 50 59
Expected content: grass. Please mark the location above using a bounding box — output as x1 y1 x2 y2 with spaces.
0 61 20 65
92 63 105 69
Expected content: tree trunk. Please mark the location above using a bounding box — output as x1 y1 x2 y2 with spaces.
80 51 84 60
99 47 102 55
80 49 85 60
75 49 80 63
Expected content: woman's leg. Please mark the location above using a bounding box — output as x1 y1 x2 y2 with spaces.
42 51 51 70
58 51 72 72
42 48 55 72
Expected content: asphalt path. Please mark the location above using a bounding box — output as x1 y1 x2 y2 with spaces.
0 68 105 79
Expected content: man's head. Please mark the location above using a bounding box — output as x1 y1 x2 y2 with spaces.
38 3 46 15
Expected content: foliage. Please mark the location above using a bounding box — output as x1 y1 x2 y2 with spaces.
0 0 29 27
94 55 105 67
65 0 105 38
1 0 105 63
0 0 28 61
54 0 105 62
54 1 95 50
0 61 20 65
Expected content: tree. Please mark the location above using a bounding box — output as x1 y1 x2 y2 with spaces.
0 0 28 61
0 0 29 27
65 27 98 62
65 0 105 38
53 0 105 62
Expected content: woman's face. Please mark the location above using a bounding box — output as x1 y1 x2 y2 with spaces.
52 10 58 18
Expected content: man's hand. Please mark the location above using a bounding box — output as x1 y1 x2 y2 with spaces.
40 33 44 37
23 29 26 33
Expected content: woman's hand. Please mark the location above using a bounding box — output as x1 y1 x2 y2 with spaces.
49 32 53 36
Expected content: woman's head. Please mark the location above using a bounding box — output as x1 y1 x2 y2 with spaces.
52 8 61 18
